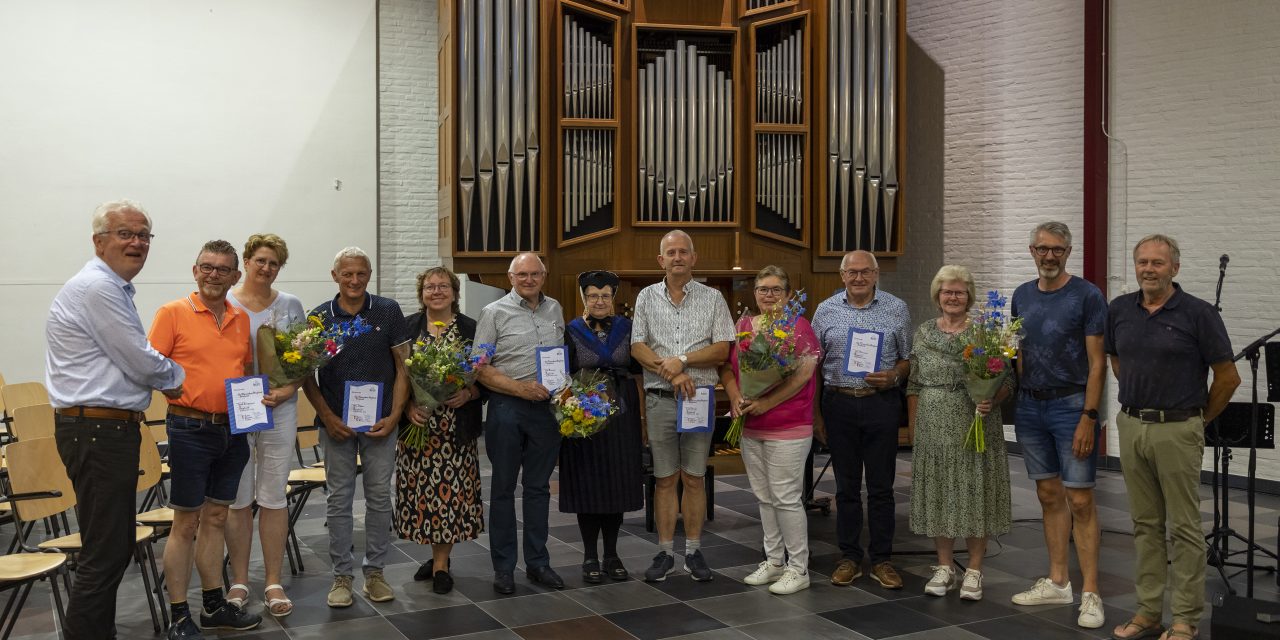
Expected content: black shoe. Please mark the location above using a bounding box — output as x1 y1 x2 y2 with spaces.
526 565 565 589
414 559 435 582
603 556 630 581
644 551 676 582
684 549 714 582
433 569 454 594
167 616 203 640
493 572 515 594
199 601 262 631
582 559 603 584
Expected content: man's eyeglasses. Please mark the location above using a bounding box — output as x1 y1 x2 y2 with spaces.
196 263 235 276
1032 245 1068 257
754 286 786 296
511 271 546 280
100 229 154 243
840 268 877 279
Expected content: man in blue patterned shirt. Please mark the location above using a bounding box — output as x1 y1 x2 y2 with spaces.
811 250 911 590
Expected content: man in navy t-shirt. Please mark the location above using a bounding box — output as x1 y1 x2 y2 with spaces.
1008 222 1109 630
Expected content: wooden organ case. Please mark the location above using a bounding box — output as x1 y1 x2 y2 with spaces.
437 0 906 319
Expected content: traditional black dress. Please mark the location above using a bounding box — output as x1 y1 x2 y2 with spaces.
557 316 644 514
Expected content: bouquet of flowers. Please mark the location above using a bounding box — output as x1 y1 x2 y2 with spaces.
256 315 372 388
402 323 496 450
960 290 1023 452
552 370 619 438
726 290 815 446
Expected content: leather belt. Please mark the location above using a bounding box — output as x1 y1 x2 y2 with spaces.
168 405 230 425
1121 406 1202 423
831 386 883 398
55 406 145 423
1023 386 1086 401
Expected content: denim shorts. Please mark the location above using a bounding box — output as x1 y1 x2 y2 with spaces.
1013 391 1099 488
166 415 251 511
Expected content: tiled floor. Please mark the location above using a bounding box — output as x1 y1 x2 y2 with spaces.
5 446 1279 639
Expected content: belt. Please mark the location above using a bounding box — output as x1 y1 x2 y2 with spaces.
168 405 230 425
1121 406 1202 423
830 386 884 398
55 406 145 423
1023 386 1086 401
646 388 676 399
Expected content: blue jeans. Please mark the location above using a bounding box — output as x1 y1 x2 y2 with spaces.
484 392 560 573
1014 391 1099 488
166 415 249 510
320 426 397 576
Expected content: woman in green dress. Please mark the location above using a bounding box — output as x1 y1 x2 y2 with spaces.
906 265 1013 602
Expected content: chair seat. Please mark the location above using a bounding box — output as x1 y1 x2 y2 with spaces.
0 552 67 582
160 462 170 475
137 507 174 525
37 525 156 550
287 468 326 485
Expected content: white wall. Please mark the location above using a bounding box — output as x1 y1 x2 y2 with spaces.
0 0 377 386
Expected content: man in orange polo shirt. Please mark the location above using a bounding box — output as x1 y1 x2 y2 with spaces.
149 240 280 639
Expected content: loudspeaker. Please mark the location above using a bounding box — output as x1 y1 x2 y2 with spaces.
1211 594 1280 639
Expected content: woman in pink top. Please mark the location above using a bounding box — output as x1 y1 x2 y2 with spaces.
719 265 820 595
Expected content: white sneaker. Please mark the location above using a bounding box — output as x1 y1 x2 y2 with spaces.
959 569 983 601
1011 577 1073 605
1077 592 1105 629
923 565 956 596
768 568 810 595
743 561 786 586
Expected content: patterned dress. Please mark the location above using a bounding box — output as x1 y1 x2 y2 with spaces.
394 314 485 544
906 320 1012 539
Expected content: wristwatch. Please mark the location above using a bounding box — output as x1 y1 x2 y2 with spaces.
678 354 688 365
1083 409 1099 421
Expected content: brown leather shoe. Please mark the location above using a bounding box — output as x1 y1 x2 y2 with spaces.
870 562 904 589
829 559 862 586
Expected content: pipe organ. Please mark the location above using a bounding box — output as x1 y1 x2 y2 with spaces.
440 0 904 309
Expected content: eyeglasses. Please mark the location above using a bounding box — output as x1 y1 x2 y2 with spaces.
100 229 154 243
196 263 235 276
510 271 546 280
422 284 452 293
585 293 613 303
1032 245 1068 257
250 257 281 270
754 286 786 296
840 268 877 279
939 289 969 298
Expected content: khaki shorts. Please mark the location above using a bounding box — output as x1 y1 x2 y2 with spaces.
645 394 712 478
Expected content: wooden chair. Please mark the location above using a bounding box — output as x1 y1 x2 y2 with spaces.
3 438 166 633
0 519 67 639
140 390 170 510
0 383 48 414
284 419 326 574
9 405 54 442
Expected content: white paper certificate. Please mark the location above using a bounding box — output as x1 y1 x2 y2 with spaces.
676 386 715 433
844 328 885 378
343 381 384 432
225 375 273 434
536 345 569 391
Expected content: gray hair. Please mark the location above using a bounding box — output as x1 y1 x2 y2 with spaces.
507 252 547 273
1030 221 1072 246
929 265 976 311
659 229 695 254
332 246 372 271
841 250 879 270
1133 234 1181 264
92 199 152 234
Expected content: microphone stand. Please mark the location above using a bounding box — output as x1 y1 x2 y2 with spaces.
1205 255 1236 591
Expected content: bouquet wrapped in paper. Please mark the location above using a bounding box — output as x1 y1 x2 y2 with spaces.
256 315 372 388
726 290 816 446
401 322 495 450
961 290 1023 452
553 370 619 439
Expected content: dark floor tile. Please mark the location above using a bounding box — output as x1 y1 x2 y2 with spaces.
687 589 811 626
695 543 767 570
738 614 875 640
605 602 727 640
384 603 505 640
476 591 595 627
895 592 1019 625
285 616 409 639
713 490 760 508
819 601 948 639
563 581 679 614
962 612 1098 639
274 574 382 628
647 569 754 601
512 614 634 640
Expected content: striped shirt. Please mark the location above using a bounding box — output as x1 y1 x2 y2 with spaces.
474 290 566 382
811 288 912 389
631 279 735 389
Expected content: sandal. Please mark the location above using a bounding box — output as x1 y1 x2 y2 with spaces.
602 556 629 581
264 584 293 618
1159 627 1197 640
225 583 250 609
582 560 603 584
1111 617 1164 640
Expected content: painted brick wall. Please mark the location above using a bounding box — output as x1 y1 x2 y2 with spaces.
379 0 440 307
1108 0 1280 479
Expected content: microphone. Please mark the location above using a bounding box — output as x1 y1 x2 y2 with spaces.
1221 254 1230 270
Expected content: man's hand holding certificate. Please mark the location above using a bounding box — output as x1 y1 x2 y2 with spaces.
676 385 716 433
843 327 884 378
226 375 274 434
343 381 384 434
536 345 569 391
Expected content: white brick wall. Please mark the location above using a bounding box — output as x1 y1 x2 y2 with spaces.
379 0 440 307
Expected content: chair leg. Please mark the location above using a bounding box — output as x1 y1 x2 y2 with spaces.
135 544 161 633
145 542 169 629
705 465 715 521
48 566 68 632
0 582 34 640
0 585 21 640
644 475 656 533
